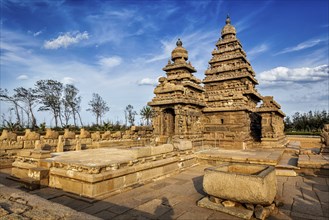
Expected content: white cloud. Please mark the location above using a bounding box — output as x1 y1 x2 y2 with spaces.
98 56 122 69
62 77 76 85
276 37 327 55
259 65 329 84
44 31 89 49
137 77 159 86
16 74 29 80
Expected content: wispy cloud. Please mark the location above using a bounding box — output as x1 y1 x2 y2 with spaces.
44 31 89 49
33 30 43 37
247 43 269 58
234 1 272 33
259 65 329 85
275 37 327 55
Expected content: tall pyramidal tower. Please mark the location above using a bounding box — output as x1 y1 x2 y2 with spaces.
202 16 263 148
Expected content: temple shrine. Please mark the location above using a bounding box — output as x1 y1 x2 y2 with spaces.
149 16 286 149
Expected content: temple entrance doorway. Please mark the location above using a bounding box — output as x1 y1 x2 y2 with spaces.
163 108 175 136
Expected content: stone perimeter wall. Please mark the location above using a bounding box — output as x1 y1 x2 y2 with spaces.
11 140 196 198
0 126 153 168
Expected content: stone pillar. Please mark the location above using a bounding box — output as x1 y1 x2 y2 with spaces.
75 139 81 151
57 136 64 152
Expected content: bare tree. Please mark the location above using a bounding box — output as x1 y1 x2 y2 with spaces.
14 87 38 129
125 104 137 126
35 79 63 127
0 88 23 127
87 93 109 125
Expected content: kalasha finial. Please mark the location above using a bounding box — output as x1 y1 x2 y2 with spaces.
226 14 231 24
176 38 183 47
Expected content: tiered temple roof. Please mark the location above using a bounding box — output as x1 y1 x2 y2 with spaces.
203 15 262 112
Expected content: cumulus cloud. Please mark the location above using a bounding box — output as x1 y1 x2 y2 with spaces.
259 65 329 84
98 56 122 69
44 31 89 49
16 74 29 80
137 77 159 86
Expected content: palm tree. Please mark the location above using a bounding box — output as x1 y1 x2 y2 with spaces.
140 106 154 126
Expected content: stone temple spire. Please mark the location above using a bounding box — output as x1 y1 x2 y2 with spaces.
221 14 236 37
171 38 188 63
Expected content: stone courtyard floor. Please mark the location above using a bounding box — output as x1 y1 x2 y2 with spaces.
1 165 329 220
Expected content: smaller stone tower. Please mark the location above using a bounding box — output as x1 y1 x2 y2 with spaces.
148 39 205 143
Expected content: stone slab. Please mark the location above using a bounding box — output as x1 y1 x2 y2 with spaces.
197 197 253 220
47 148 137 167
197 148 284 165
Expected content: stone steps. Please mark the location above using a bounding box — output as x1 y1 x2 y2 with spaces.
275 152 299 176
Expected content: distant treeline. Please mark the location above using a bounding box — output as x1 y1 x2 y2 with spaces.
284 110 329 133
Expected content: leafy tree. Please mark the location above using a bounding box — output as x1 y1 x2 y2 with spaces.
13 87 38 129
87 93 109 125
125 104 137 126
140 106 154 125
35 79 63 127
285 110 329 132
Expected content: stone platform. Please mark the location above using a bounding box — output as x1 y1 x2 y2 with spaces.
11 144 196 198
196 148 284 166
1 165 329 220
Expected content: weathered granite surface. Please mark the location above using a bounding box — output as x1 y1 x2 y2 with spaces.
0 183 100 220
203 164 277 205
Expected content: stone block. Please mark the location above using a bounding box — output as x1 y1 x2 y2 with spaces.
18 149 32 157
197 197 253 220
139 166 163 181
23 140 35 149
24 129 40 140
203 163 277 205
44 129 59 139
28 167 49 180
30 150 51 159
79 128 91 138
0 130 17 141
63 129 75 139
132 147 152 158
101 131 111 140
111 131 122 139
173 140 193 151
91 131 101 141
151 144 173 155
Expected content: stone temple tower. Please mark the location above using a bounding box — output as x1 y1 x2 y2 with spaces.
202 16 263 149
148 39 205 143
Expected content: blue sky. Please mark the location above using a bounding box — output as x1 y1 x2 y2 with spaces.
1 0 328 126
